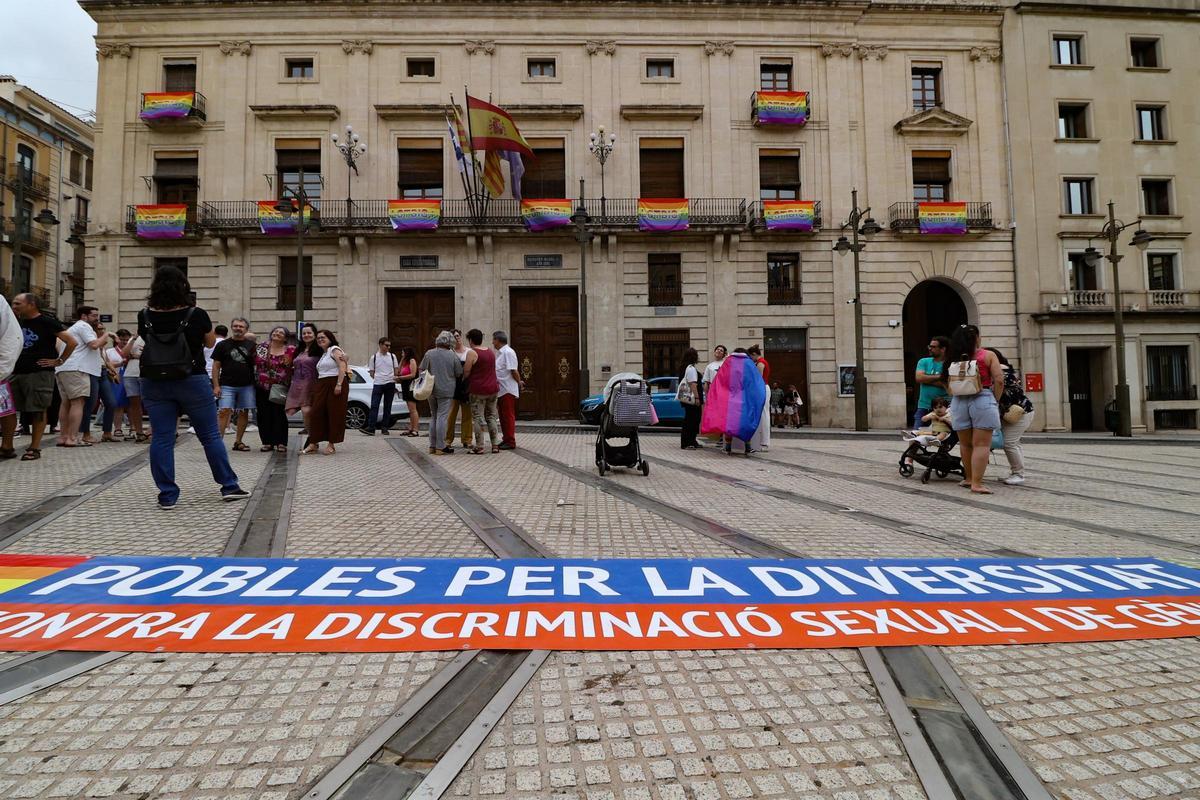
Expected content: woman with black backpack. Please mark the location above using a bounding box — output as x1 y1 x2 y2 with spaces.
138 266 248 510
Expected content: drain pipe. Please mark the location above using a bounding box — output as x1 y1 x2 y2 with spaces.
999 19 1022 371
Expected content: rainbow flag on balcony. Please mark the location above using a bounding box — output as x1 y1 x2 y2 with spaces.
257 200 312 235
521 199 572 232
134 204 188 239
762 200 815 231
139 92 194 120
753 91 809 126
388 199 440 231
638 199 689 232
918 202 967 234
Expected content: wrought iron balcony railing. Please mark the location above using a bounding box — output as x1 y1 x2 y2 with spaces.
888 202 994 232
767 285 802 305
648 285 683 307
70 216 88 235
1146 385 1198 402
4 164 51 198
139 91 207 126
0 221 50 251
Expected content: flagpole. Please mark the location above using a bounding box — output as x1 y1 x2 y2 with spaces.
463 86 483 222
447 94 473 214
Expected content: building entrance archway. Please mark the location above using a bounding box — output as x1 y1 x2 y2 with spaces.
902 280 970 424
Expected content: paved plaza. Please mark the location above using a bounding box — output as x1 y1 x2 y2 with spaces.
1 428 1199 799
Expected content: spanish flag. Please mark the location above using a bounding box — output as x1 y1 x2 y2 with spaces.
467 95 533 158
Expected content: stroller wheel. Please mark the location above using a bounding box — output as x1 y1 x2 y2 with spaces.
921 470 932 484
640 461 650 476
899 463 914 478
598 461 608 476
936 469 949 479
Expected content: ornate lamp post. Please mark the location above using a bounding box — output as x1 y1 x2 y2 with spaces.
587 125 616 222
273 167 320 335
570 178 593 401
331 124 366 206
833 188 882 432
1082 201 1152 437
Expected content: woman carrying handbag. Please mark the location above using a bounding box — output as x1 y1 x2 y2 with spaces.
255 326 295 452
677 348 703 449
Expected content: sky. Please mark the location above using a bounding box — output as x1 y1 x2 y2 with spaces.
1 0 98 119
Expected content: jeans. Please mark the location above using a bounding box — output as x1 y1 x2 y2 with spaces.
78 373 100 434
368 383 397 431
99 376 121 433
498 393 517 447
912 408 930 430
219 384 256 410
142 373 241 505
1001 409 1034 477
428 394 452 450
470 393 500 448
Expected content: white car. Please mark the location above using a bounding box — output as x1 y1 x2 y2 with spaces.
288 366 410 431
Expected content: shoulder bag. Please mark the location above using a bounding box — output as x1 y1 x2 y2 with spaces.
413 369 435 401
946 360 982 397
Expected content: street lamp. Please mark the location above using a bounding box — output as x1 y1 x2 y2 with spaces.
273 168 320 335
587 125 616 222
571 177 593 401
331 124 366 207
832 188 881 432
1082 200 1152 437
0 170 59 297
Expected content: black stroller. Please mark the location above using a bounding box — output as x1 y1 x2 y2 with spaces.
898 430 964 484
595 373 652 476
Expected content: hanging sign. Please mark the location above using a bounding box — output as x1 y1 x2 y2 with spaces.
753 91 809 126
388 199 441 231
2 555 1200 653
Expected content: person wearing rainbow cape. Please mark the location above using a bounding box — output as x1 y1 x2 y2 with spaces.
700 348 767 455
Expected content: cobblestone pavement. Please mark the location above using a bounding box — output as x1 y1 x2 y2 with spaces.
0 430 1197 799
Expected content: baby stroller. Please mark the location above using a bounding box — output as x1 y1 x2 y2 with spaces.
898 430 964 484
595 373 653 476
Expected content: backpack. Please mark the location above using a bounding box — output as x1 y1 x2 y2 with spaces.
138 307 197 381
946 359 982 397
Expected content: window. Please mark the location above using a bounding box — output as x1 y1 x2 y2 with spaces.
646 59 675 79
163 60 197 92
767 253 801 304
1068 252 1098 291
1130 38 1161 68
84 158 93 190
154 257 192 302
153 157 199 217
278 256 313 311
759 153 800 200
642 329 690 378
1147 253 1178 291
527 58 556 78
648 254 682 307
1057 103 1090 139
760 62 792 91
69 151 83 185
15 143 34 179
18 200 33 238
520 141 566 198
639 140 685 197
397 144 443 199
75 197 90 224
1053 35 1083 65
406 58 436 78
1063 178 1094 215
1137 105 1165 141
13 255 33 295
276 143 321 201
911 66 942 111
1141 178 1171 215
285 58 314 79
1146 345 1192 402
912 152 951 202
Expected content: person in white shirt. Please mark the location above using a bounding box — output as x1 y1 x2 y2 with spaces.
55 306 106 447
492 330 522 449
120 330 148 441
361 337 400 435
204 325 228 379
98 334 127 441
701 345 727 398
0 294 21 382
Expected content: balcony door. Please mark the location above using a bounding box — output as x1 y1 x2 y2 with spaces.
639 139 685 198
276 140 322 202
154 156 199 221
15 144 34 183
163 60 197 92
912 151 951 202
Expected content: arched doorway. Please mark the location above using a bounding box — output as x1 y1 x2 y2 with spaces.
902 280 969 424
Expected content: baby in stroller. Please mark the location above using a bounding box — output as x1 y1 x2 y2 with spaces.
899 398 964 484
905 396 951 448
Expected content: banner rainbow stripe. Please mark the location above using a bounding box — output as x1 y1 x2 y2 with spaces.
258 201 312 235
388 199 441 231
139 92 195 120
638 199 689 232
134 204 188 239
918 202 968 235
763 200 815 232
521 199 572 232
754 91 809 126
0 554 87 596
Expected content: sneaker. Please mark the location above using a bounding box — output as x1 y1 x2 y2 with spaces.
1003 475 1025 486
245 425 259 433
498 443 515 450
222 489 250 502
158 500 176 511
359 429 376 436
441 447 455 454
382 429 391 436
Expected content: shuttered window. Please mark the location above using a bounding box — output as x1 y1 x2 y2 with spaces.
639 140 685 197
278 256 313 311
642 329 690 379
759 153 800 200
521 144 566 198
397 147 443 198
154 157 198 214
912 151 951 202
276 147 321 200
163 61 197 92
648 253 682 307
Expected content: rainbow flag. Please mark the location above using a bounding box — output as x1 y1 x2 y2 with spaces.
763 200 815 232
700 353 766 443
388 199 440 231
521 199 572 232
139 92 195 120
754 91 809 126
638 199 689 232
918 202 968 235
134 204 188 239
258 200 312 235
0 554 87 596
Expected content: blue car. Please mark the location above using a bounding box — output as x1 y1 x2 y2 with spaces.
579 376 684 426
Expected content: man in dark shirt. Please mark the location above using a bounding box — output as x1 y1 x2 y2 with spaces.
1 293 77 460
210 317 256 449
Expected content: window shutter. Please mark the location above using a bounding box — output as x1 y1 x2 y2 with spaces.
639 147 685 197
759 155 800 188
521 147 566 198
398 149 444 195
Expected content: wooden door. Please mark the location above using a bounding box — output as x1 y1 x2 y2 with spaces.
510 287 579 419
1066 349 1094 431
764 328 809 425
387 288 455 359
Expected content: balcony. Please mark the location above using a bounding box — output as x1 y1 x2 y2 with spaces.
648 285 683 307
70 216 88 235
1146 385 1198 402
888 202 994 233
0 221 50 251
767 285 802 305
750 200 822 232
1038 290 1200 314
124 205 202 237
139 92 207 128
4 164 51 199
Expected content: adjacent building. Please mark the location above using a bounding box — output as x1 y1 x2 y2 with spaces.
0 76 94 318
1005 0 1200 432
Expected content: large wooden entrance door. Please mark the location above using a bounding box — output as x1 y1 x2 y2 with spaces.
510 287 579 419
386 288 455 357
764 328 809 425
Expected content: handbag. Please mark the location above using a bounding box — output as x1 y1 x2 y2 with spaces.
413 369 435 401
676 378 697 406
0 381 14 419
1002 404 1027 425
946 360 982 397
269 382 290 405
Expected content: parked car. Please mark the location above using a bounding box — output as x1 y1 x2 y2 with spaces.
287 365 409 431
579 376 684 426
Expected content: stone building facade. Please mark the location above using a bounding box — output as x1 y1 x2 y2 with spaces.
1005 0 1200 432
81 0 1015 424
